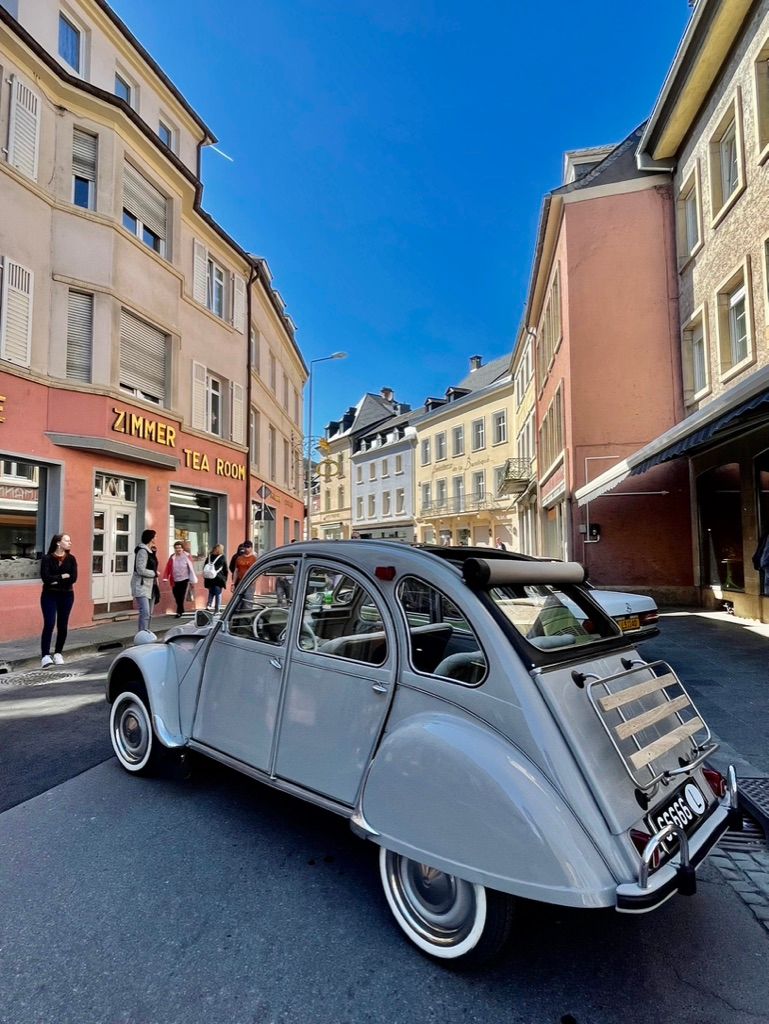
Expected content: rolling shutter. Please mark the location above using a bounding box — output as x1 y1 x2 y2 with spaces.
0 257 33 367
122 163 167 242
7 76 40 181
230 381 244 444
192 240 207 305
72 128 97 183
119 309 167 403
232 275 246 332
191 361 207 430
66 291 93 382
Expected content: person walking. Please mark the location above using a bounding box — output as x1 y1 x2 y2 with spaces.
131 529 158 639
40 533 78 667
232 540 257 606
203 543 227 612
163 541 197 617
229 541 246 576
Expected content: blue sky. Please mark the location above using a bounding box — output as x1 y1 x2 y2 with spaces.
112 0 690 433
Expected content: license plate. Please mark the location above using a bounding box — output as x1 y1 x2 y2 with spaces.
616 615 641 632
645 781 708 853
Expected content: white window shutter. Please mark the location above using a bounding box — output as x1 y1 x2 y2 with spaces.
0 258 33 367
230 381 244 444
192 240 207 305
7 76 40 181
66 291 93 382
233 276 246 333
119 309 167 403
191 360 207 430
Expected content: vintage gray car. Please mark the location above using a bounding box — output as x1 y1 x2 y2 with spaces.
106 541 740 965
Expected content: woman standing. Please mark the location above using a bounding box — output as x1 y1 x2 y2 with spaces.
131 529 158 638
40 533 78 667
163 541 197 618
202 543 227 613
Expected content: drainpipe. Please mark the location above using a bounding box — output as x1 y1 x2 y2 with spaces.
245 261 259 539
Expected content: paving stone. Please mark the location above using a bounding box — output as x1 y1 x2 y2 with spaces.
752 905 769 922
745 871 769 889
740 892 768 906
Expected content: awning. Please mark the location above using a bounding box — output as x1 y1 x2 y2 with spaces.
45 432 179 469
576 367 769 506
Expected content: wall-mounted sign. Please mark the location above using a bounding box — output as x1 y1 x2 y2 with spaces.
182 448 245 480
112 408 176 446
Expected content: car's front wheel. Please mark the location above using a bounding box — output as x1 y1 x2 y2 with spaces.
110 686 169 776
378 847 514 966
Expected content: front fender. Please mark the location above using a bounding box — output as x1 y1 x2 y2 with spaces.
106 644 185 747
358 711 617 908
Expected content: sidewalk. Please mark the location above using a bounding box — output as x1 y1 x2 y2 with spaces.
0 611 190 674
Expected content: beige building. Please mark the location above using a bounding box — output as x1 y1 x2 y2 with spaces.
414 355 518 547
0 0 305 639
508 328 538 554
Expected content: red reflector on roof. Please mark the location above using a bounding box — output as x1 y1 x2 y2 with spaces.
375 566 396 581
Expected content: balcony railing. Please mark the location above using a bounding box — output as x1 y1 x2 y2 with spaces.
420 494 508 517
497 457 532 495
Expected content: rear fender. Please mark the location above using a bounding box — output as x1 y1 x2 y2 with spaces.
106 645 184 747
358 711 617 908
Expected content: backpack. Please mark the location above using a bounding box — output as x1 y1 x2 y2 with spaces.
203 557 219 580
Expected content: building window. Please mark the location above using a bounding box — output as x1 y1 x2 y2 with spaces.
337 484 344 509
0 257 33 368
492 410 507 445
382 457 389 477
369 463 376 481
421 438 431 466
205 375 222 436
536 268 562 390
250 328 260 374
682 308 710 404
493 465 506 497
677 168 701 262
250 408 260 468
452 425 464 456
0 458 48 578
421 483 431 511
282 372 289 409
268 426 277 480
472 471 485 503
368 494 376 518
58 13 81 73
356 465 363 483
716 264 752 378
435 432 447 461
66 290 93 382
324 489 331 513
436 478 447 509
72 128 97 209
292 386 299 424
754 44 769 155
115 72 132 106
709 96 744 221
452 476 465 512
285 439 291 486
539 388 564 472
517 410 535 466
395 454 403 474
471 418 485 451
119 308 167 405
122 163 167 256
158 120 174 149
207 258 225 317
396 488 405 514
383 491 392 516
515 336 533 406
356 496 363 519
269 352 276 391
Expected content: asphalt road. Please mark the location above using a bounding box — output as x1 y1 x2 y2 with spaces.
1 654 768 1024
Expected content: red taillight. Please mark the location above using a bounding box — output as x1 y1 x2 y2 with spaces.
374 566 396 581
638 611 659 627
703 767 727 798
630 829 661 869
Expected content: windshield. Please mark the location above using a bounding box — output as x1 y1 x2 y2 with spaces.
488 583 620 652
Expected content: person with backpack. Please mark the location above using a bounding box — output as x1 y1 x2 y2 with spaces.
203 543 227 613
131 529 159 638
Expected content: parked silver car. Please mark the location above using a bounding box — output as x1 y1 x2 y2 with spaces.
107 542 738 965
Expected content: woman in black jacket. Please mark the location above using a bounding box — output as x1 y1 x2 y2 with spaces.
203 543 227 613
40 533 78 667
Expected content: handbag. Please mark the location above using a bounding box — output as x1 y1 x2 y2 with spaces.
185 583 195 603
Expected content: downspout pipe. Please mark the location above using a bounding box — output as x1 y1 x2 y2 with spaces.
244 261 259 536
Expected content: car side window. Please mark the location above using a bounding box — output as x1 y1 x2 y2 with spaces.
300 566 388 665
226 562 296 645
397 576 487 685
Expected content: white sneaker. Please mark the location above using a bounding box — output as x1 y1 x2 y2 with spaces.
41 655 54 668
53 653 64 665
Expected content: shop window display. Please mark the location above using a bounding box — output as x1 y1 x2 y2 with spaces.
169 488 215 574
0 458 46 580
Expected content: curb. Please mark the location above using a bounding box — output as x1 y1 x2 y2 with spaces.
0 628 175 676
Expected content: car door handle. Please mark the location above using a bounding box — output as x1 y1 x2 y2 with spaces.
371 682 388 694
270 658 282 669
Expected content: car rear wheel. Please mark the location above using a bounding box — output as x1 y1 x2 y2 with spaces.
110 686 170 776
378 847 514 966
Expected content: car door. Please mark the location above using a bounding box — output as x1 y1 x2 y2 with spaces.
273 561 396 806
192 559 297 771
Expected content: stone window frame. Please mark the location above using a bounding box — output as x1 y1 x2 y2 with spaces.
676 162 703 268
714 257 754 384
753 38 769 163
681 303 711 407
707 90 746 229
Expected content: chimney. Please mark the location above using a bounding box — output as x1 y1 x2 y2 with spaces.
380 387 394 403
469 355 483 372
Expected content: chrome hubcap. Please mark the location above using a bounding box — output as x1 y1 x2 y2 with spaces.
386 853 477 946
114 697 150 765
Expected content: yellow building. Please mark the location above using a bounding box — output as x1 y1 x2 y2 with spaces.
507 328 538 554
414 355 518 547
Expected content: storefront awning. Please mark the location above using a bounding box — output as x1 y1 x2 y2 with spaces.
576 367 769 507
45 432 180 469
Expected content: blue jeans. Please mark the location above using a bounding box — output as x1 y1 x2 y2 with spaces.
41 590 74 656
207 585 222 611
136 595 154 632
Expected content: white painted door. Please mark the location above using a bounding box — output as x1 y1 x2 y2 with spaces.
91 504 136 607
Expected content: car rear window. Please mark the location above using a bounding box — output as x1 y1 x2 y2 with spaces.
488 584 619 652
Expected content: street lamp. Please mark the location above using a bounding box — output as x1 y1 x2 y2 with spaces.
305 351 347 540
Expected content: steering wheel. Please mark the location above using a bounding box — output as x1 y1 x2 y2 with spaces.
252 606 286 641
